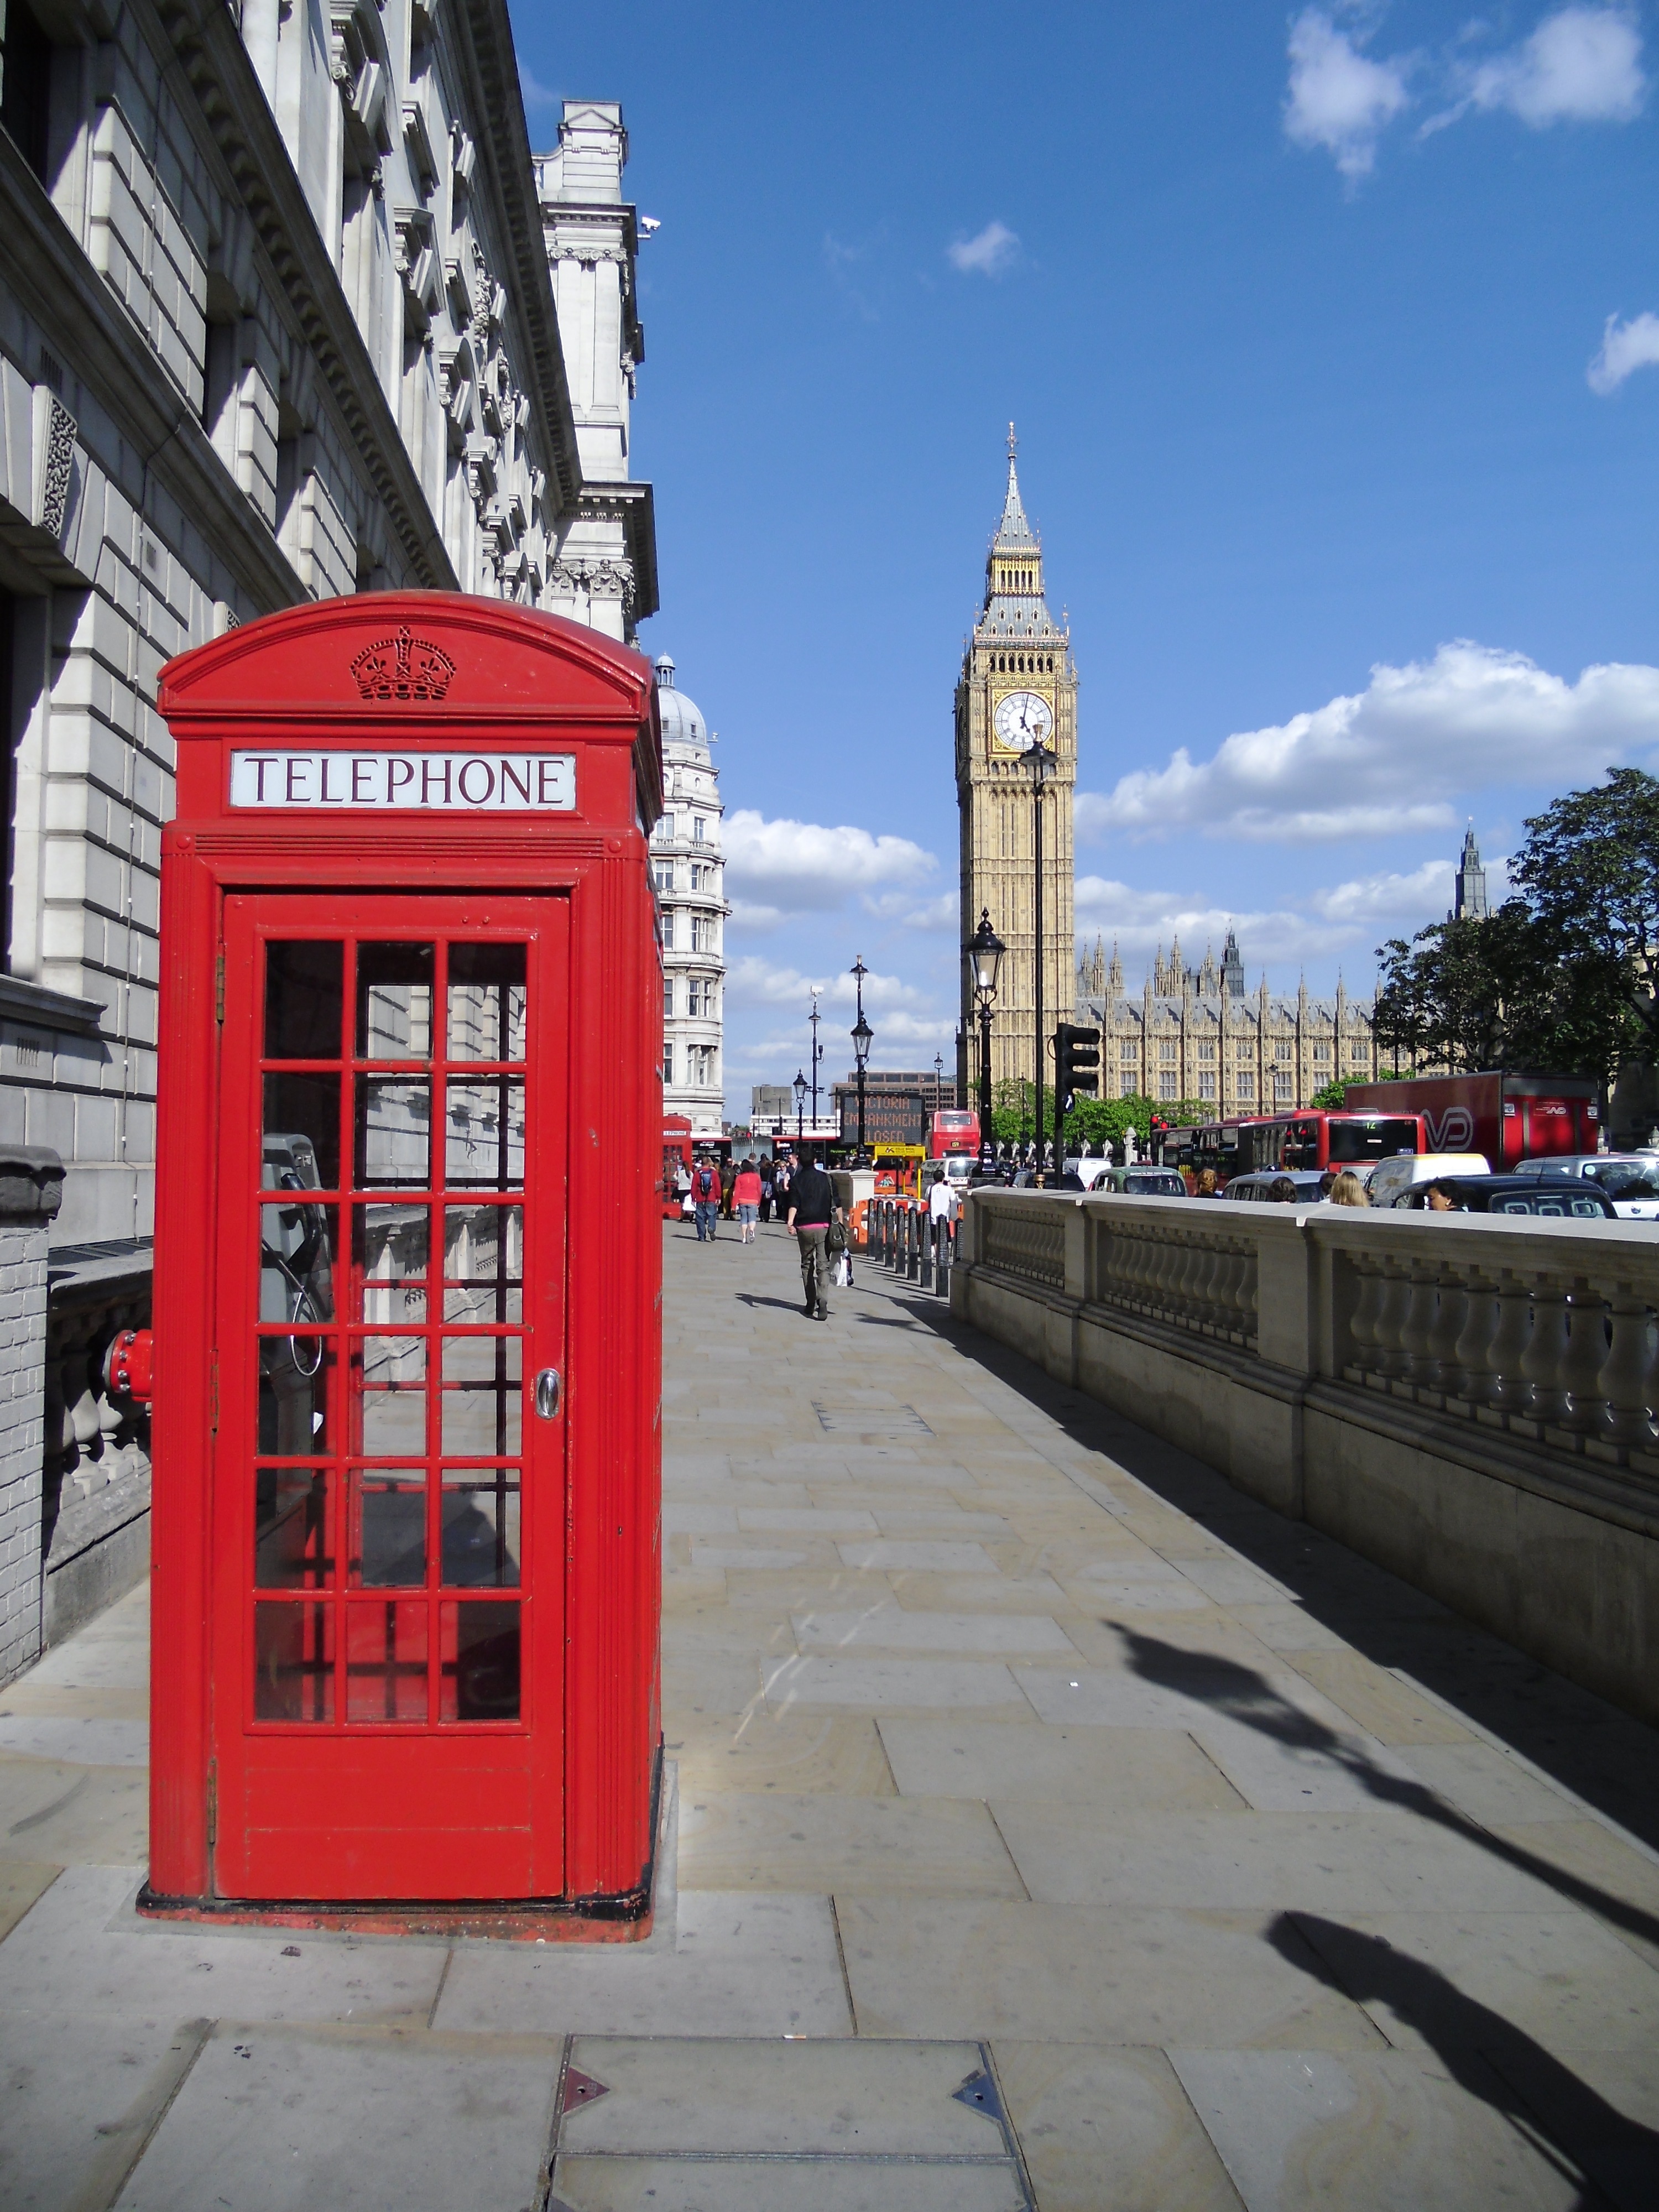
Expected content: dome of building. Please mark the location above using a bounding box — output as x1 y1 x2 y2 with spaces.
654 654 708 749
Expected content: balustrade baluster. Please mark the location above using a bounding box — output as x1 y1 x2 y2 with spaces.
1597 1289 1656 1447
1452 1271 1501 1408
1521 1279 1572 1426
1486 1271 1534 1421
1371 1262 1413 1380
1561 1279 1612 1434
1397 1263 1441 1386
1345 1256 1387 1379
1426 1264 1470 1399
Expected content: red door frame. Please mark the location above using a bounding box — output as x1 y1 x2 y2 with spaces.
148 598 662 1926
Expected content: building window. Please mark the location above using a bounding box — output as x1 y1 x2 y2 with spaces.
1159 1074 1178 1100
1275 1073 1294 1100
653 863 673 893
1276 1041 1292 1062
692 817 705 844
690 914 717 953
1313 1042 1331 1063
1198 1074 1215 1100
1198 1042 1215 1062
0 2 54 182
662 978 674 1020
1350 1051 1369 1068
1159 1041 1176 1063
1237 1042 1253 1061
1237 1074 1254 1100
662 1043 674 1084
1120 1042 1137 1063
1120 1076 1139 1098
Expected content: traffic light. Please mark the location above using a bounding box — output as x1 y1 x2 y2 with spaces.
1055 1024 1101 1116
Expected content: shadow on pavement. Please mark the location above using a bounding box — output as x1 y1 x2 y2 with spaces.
855 1272 1659 1855
1268 1913 1657 2211
1118 1627 1659 1962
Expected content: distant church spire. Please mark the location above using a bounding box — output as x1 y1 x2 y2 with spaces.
1452 824 1489 921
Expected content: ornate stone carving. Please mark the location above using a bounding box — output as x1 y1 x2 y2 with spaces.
349 624 456 701
549 556 635 614
32 390 76 540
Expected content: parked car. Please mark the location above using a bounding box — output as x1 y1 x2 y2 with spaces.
1073 1163 1187 1197
1395 1175 1619 1218
1509 1153 1659 1220
1364 1152 1490 1209
1223 1170 1327 1203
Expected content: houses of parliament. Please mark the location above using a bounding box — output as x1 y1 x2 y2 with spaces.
956 436 1495 1115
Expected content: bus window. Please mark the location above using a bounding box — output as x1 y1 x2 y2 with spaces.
1327 1118 1419 1164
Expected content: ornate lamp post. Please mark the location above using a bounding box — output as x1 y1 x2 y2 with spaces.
793 1067 807 1145
850 954 872 1159
966 909 1004 1157
808 990 824 1135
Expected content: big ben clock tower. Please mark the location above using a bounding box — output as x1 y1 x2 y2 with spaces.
956 429 1077 1094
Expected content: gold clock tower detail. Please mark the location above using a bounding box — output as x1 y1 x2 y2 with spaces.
956 428 1077 1093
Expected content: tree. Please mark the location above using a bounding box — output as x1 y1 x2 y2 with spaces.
1509 767 1658 1079
1373 904 1555 1074
1310 1078 1347 1109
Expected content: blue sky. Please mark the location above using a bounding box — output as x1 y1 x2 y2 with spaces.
511 2 1659 1113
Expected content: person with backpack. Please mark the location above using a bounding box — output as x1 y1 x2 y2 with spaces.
785 1147 843 1320
692 1155 721 1243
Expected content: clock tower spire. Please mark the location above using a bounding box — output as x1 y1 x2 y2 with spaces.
956 429 1077 1103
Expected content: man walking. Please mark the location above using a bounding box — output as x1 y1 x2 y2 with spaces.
691 1154 721 1243
785 1147 841 1321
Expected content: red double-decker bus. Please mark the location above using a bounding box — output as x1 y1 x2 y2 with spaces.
1194 1108 1425 1185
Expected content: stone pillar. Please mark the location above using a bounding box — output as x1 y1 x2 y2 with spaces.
0 1146 64 1686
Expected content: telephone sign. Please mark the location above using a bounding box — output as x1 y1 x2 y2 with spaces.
146 597 664 1933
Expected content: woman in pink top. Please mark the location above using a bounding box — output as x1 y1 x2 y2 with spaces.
733 1158 764 1244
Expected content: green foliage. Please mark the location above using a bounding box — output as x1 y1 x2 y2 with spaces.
1371 768 1659 1092
1309 1078 1347 1109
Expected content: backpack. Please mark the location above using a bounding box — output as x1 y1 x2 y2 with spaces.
697 1167 716 1198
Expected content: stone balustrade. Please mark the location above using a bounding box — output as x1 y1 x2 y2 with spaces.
952 1190 1659 1724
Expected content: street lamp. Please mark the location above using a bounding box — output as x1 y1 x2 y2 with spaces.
808 990 824 1134
966 908 1004 1154
793 1068 807 1143
850 954 872 1159
1026 735 1056 1166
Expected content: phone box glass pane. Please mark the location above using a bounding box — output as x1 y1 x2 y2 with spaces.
345 1600 429 1724
440 1334 522 1454
258 1334 331 1457
441 1600 520 1721
265 942 343 1060
351 1468 426 1587
442 1204 523 1322
254 1602 334 1721
357 1079 431 1188
354 1334 427 1455
357 943 433 1061
441 1469 520 1588
445 1079 525 1188
354 1203 429 1324
254 1468 328 1589
447 944 526 1063
263 1074 340 1192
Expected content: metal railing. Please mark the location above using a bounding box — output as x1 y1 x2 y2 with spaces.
866 1198 954 1297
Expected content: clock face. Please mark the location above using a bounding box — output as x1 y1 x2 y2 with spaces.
992 690 1055 752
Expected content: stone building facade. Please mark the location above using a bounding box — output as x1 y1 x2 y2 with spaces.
651 656 725 1137
0 0 655 1679
1075 932 1381 1114
956 431 1076 1092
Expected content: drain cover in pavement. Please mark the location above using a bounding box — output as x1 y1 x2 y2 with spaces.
812 1402 934 1438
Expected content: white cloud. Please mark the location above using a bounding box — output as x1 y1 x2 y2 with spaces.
1468 6 1645 125
1588 309 1659 394
947 221 1020 276
723 811 936 919
1307 859 1456 925
518 66 559 108
1284 8 1412 179
1077 641 1659 845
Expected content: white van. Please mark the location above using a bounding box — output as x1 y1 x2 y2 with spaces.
1365 1152 1490 1209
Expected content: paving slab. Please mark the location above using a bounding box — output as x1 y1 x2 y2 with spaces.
878 1718 1245 1809
676 1789 1025 1897
0 1756 148 1864
991 2041 1249 2212
116 2026 559 2212
764 1655 1026 1711
433 1891 852 2038
791 1605 1076 1657
1167 2047 1584 2211
667 1713 896 1799
837 1898 1386 2047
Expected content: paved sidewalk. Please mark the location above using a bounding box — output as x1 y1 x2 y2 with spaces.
1 1219 1657 2208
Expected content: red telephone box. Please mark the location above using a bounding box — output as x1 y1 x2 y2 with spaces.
145 596 662 1933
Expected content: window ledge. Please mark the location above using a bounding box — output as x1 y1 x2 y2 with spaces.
0 975 107 1035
